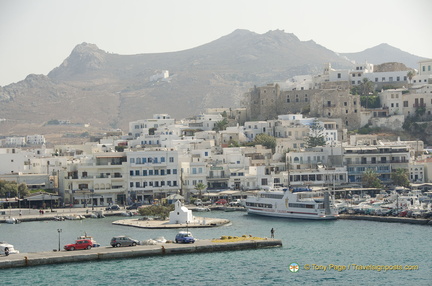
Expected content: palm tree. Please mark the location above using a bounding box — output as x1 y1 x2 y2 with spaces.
360 78 374 108
194 182 207 200
361 168 383 188
407 70 416 84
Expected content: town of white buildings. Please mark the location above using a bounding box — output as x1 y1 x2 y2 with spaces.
1 59 432 207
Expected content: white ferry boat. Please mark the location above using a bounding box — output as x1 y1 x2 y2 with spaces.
244 187 338 220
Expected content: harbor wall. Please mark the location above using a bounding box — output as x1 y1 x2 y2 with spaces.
339 214 432 225
0 239 282 269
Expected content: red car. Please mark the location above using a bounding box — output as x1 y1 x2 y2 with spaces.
64 239 93 251
215 199 227 205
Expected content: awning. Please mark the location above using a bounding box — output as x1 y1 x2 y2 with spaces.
25 194 61 201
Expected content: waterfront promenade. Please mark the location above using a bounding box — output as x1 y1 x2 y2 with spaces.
0 206 124 223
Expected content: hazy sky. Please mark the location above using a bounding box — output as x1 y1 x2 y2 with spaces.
1 0 431 86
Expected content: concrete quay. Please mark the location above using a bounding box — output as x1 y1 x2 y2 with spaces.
339 214 432 225
112 217 230 229
0 207 129 223
0 239 282 269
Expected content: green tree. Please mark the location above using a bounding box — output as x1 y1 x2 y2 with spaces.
360 95 380 108
213 118 228 132
407 70 416 84
17 183 29 198
359 78 374 108
361 168 383 188
306 120 326 148
391 168 410 188
138 205 174 220
194 182 207 200
253 133 276 151
0 180 19 197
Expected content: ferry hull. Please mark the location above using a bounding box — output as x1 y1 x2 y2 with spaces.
247 208 338 220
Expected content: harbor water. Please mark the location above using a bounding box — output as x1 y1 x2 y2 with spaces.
1 211 431 285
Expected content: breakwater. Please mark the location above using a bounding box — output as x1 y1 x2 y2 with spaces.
0 239 282 269
339 214 432 225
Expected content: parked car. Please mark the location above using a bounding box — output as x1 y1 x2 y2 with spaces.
105 204 120 211
215 199 227 205
175 231 195 244
194 199 211 206
110 236 139 247
229 199 242 207
0 241 19 255
126 203 143 210
64 239 93 251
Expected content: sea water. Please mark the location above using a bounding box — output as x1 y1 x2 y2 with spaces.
1 211 431 285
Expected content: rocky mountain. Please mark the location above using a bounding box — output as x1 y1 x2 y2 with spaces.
340 43 426 69
0 30 426 139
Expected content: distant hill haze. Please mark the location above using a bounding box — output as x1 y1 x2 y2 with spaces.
0 29 426 138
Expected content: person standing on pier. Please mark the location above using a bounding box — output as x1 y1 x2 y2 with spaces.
271 228 275 238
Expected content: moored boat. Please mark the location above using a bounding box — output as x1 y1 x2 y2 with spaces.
244 187 338 220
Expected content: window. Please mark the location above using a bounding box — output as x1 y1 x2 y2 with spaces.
143 170 147 176
135 170 140 176
375 78 378 82
161 170 165 175
130 158 135 164
173 169 177 174
154 170 159 175
173 181 177 186
130 170 134 176
135 182 140 187
161 157 165 162
404 101 408 107
337 73 341 79
167 169 171 175
149 170 153 175
169 157 174 163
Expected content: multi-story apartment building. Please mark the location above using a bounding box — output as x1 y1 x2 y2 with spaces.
4 137 26 147
26 135 46 145
343 145 410 184
63 153 127 207
126 149 182 203
129 114 175 138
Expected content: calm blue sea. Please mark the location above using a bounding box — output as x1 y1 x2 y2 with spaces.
1 211 431 286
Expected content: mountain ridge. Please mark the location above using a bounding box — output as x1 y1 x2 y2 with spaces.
0 29 426 139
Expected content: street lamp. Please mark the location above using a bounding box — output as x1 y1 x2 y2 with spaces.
57 229 62 251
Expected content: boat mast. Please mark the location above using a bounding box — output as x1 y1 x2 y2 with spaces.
286 152 290 189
